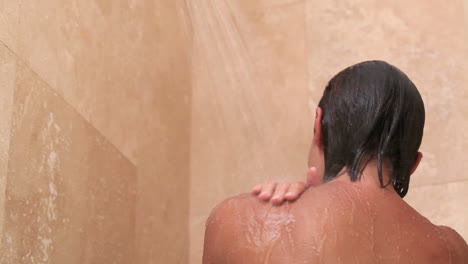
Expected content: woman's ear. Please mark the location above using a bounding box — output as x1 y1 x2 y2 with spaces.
410 152 423 175
313 107 323 148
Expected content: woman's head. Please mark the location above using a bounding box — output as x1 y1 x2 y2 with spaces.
309 60 425 198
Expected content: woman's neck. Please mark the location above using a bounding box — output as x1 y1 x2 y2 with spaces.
333 161 398 195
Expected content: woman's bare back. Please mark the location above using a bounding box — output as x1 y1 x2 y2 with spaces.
203 180 468 263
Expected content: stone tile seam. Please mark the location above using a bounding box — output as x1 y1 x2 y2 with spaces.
0 40 137 169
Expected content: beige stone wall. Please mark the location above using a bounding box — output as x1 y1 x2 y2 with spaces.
189 1 311 263
190 0 468 263
0 0 191 263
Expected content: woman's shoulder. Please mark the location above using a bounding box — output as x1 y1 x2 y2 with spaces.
203 193 300 263
437 225 468 262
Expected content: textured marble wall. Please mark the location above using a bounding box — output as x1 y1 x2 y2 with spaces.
0 0 191 263
2 54 137 263
190 0 468 263
0 42 16 247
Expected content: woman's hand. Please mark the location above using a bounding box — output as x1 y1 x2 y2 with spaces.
251 167 320 204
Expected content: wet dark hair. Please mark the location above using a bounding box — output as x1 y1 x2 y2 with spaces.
318 60 425 198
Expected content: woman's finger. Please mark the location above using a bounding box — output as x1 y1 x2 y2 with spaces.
251 184 263 195
271 182 290 204
284 182 307 200
258 182 277 200
306 167 321 186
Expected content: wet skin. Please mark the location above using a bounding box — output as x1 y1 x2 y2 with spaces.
203 175 468 263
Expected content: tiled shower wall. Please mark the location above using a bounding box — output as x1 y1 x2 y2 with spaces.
0 0 191 263
189 0 468 263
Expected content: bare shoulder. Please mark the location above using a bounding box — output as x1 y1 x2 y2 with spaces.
203 192 305 263
206 193 259 226
202 193 262 263
438 225 468 262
